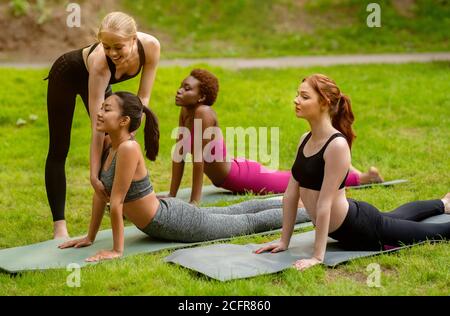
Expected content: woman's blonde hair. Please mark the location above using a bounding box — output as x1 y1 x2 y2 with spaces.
98 12 137 40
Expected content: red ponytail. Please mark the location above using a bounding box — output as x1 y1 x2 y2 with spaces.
332 94 355 149
303 74 356 149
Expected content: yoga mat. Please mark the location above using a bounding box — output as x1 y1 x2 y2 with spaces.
349 179 408 190
161 180 408 204
165 214 449 282
0 221 312 274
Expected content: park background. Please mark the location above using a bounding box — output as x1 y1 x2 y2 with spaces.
0 0 449 295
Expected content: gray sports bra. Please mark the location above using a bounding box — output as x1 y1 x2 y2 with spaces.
100 150 153 203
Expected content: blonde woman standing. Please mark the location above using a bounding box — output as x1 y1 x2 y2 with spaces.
45 12 160 238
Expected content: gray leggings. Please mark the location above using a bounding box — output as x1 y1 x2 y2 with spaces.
139 197 310 242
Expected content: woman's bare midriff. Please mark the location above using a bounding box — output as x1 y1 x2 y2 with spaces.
300 188 349 233
122 192 160 230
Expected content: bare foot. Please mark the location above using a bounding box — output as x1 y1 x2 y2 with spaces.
359 166 384 185
441 193 450 214
53 220 70 239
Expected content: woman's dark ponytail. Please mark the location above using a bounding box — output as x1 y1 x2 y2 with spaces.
142 105 159 161
114 91 159 161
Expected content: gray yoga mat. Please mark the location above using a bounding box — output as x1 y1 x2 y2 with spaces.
160 180 408 204
0 220 312 274
165 214 450 282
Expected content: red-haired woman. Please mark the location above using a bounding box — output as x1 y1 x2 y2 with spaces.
255 74 450 270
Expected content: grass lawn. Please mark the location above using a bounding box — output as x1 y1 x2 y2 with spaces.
123 0 450 58
0 62 449 295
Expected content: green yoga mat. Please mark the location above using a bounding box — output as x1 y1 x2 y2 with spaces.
161 180 408 204
165 214 449 281
0 220 312 274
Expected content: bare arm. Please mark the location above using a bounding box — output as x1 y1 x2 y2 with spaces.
58 191 106 249
280 177 301 246
255 132 309 254
84 142 140 262
278 132 310 246
294 138 351 271
87 59 111 201
170 161 185 197
191 162 204 205
108 142 140 254
169 112 186 197
255 176 300 254
137 37 160 107
86 192 107 242
190 107 216 204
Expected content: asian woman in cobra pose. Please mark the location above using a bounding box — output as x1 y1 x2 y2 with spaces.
45 12 160 238
168 69 384 205
58 92 309 262
255 74 450 270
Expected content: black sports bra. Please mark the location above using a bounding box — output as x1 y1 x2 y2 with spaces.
87 39 146 84
291 132 349 191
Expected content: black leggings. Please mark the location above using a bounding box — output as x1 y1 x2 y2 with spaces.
45 50 112 221
329 199 449 250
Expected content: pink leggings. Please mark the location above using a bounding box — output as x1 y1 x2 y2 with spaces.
219 158 360 194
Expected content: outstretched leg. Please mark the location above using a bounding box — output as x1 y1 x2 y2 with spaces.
203 198 283 215
143 198 309 242
377 195 449 246
383 199 445 221
378 216 450 247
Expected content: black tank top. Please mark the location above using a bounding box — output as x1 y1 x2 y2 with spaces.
291 132 349 191
87 39 146 84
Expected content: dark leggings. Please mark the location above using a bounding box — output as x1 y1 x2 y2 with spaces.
45 50 112 221
329 199 449 250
